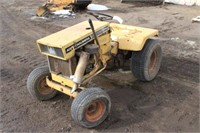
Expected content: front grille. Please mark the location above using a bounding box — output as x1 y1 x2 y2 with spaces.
48 56 76 77
39 44 64 58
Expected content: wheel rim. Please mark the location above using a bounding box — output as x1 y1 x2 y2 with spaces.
149 50 158 72
38 77 54 95
85 100 106 122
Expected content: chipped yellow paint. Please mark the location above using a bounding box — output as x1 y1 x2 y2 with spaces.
46 77 77 97
110 23 158 51
51 72 74 88
37 21 109 48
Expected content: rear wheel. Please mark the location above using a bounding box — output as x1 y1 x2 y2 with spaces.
131 39 162 81
27 66 57 101
71 87 111 128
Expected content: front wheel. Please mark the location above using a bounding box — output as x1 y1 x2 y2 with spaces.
131 39 162 81
71 87 111 128
27 66 57 101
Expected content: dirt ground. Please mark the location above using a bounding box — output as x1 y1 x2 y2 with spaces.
0 0 199 132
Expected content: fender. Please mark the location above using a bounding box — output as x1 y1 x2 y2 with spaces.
110 23 158 51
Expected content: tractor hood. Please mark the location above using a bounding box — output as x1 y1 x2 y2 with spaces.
36 21 109 60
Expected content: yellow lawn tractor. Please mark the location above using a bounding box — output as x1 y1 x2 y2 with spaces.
37 0 92 16
27 12 162 128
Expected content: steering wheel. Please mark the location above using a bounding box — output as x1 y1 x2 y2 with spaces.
87 12 113 21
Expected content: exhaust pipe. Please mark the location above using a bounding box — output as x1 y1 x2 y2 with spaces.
71 52 90 93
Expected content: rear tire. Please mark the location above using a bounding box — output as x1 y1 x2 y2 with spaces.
131 39 162 81
71 87 111 128
27 66 57 101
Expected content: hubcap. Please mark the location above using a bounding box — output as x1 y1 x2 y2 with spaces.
38 77 54 95
149 51 158 72
85 100 106 122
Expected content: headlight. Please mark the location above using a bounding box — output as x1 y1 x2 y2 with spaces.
39 44 64 58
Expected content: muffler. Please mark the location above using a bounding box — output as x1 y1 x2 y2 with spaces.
71 51 90 93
